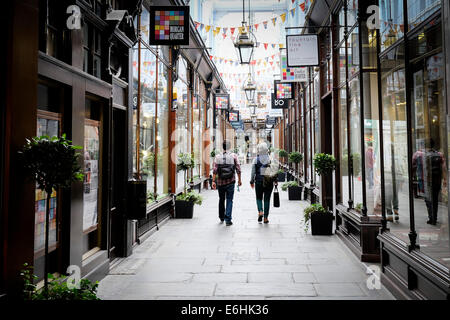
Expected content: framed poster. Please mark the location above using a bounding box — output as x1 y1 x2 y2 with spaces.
149 6 190 46
286 34 319 67
280 50 307 82
228 110 239 122
274 80 293 99
215 94 230 110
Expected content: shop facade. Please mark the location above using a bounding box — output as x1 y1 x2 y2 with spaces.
277 0 450 299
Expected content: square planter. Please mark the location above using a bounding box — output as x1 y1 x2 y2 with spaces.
288 186 303 200
311 211 333 235
277 172 286 182
175 200 194 218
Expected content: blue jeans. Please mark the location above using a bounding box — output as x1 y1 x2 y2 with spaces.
218 183 235 222
255 181 273 218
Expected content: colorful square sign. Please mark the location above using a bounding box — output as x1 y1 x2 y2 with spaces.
150 6 190 45
215 94 229 110
280 52 307 82
228 110 239 122
274 80 293 99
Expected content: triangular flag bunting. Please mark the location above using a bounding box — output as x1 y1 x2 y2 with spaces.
272 17 277 26
230 27 236 35
205 25 211 32
195 22 200 29
279 44 284 49
263 21 268 29
300 2 306 12
291 8 296 17
255 23 259 30
280 13 286 23
264 43 268 50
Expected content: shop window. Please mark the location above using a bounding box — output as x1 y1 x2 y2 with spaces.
339 44 347 85
381 44 410 243
339 5 346 42
349 76 362 206
314 106 320 186
347 0 358 27
408 0 441 30
83 22 103 79
339 86 349 205
83 98 103 259
306 109 311 184
362 22 378 70
380 0 404 51
409 24 449 269
157 61 170 197
140 7 150 45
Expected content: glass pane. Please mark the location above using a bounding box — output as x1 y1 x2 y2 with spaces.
381 44 410 242
174 78 190 192
339 5 346 41
140 7 150 44
140 49 156 203
347 0 358 27
380 0 404 51
35 118 59 252
306 109 311 183
339 44 347 85
83 124 100 231
349 76 362 207
193 96 201 180
408 0 441 30
410 26 449 269
362 22 378 69
314 107 320 186
340 86 350 205
363 72 382 216
157 61 169 198
348 26 359 78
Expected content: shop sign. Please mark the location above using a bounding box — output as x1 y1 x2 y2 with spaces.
215 94 230 110
274 80 293 99
149 6 190 46
266 117 276 125
269 108 283 117
231 121 244 130
271 93 289 109
228 110 239 122
280 51 307 82
286 34 319 67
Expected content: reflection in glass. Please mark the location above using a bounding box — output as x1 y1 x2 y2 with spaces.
379 0 404 51
157 62 170 198
340 86 349 205
349 77 362 206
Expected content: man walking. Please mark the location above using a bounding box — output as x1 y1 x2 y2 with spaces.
212 140 242 226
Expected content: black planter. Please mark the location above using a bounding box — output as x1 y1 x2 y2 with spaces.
287 172 294 181
277 172 286 182
288 186 302 200
175 200 195 218
311 211 333 235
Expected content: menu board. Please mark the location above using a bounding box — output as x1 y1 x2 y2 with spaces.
83 123 100 232
274 81 293 99
215 94 229 110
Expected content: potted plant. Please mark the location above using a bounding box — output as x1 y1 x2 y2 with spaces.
277 168 286 182
341 152 361 177
281 181 303 200
19 135 84 296
175 153 202 218
313 153 337 177
278 149 288 164
303 203 333 235
288 151 303 180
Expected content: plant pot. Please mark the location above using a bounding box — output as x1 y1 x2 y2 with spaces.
277 172 286 182
175 200 195 218
288 186 303 200
311 211 333 235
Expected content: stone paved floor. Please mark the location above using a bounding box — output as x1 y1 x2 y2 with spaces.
98 164 395 300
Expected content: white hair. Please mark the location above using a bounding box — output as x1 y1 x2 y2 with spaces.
257 143 269 155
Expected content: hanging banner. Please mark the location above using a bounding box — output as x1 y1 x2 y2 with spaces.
149 6 190 45
286 34 319 67
274 80 293 99
271 93 289 109
280 51 307 82
215 94 230 110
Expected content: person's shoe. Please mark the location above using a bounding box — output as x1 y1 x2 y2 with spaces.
263 218 269 224
394 211 399 221
258 212 263 222
386 216 393 222
220 219 224 223
226 221 233 226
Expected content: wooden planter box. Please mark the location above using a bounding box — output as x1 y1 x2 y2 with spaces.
288 186 302 200
277 172 286 182
175 200 195 219
311 211 333 235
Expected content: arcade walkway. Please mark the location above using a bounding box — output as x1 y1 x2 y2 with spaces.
97 164 394 300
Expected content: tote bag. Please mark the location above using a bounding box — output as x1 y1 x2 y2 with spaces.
273 185 280 208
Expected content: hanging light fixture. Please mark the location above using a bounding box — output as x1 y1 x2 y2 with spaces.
248 101 257 115
234 0 255 64
243 72 257 102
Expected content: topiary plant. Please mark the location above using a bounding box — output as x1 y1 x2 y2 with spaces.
278 149 288 158
281 181 299 191
19 134 84 296
303 203 328 232
313 153 337 176
288 151 304 164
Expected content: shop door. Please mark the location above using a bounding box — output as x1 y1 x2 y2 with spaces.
109 108 127 260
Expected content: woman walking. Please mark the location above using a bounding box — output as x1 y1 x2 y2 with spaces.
250 143 277 223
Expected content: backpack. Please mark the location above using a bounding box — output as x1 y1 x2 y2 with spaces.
257 155 277 187
427 150 442 182
217 153 235 180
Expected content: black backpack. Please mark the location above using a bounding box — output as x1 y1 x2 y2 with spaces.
427 150 442 181
217 153 235 180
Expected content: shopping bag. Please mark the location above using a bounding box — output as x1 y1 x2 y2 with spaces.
273 186 280 207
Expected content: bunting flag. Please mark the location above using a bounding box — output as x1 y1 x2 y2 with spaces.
300 2 306 11
280 13 286 23
230 27 236 35
264 43 268 50
195 22 200 29
205 25 211 32
279 44 284 49
263 21 268 29
254 23 259 31
290 8 296 17
222 27 228 34
271 44 276 49
271 17 277 26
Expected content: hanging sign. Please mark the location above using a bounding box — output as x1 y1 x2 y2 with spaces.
286 34 319 67
271 93 289 109
215 94 230 110
274 80 293 99
269 108 283 117
228 110 239 122
266 117 277 125
280 51 307 82
149 6 190 45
